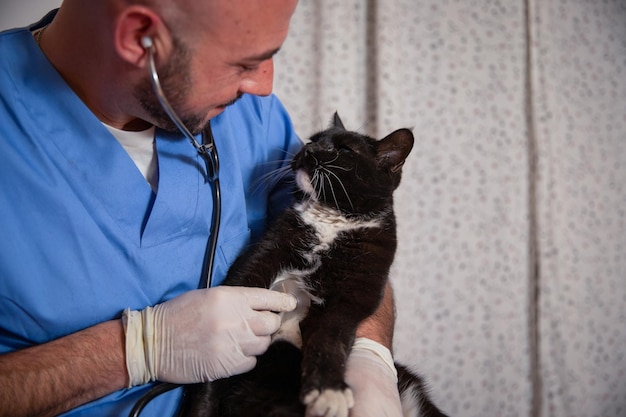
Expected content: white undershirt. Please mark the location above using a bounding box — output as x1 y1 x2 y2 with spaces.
103 124 159 192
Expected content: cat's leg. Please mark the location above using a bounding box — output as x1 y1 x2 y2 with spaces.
298 303 364 417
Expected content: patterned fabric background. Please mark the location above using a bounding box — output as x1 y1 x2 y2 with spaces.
2 1 625 416
273 1 626 416
530 2 626 416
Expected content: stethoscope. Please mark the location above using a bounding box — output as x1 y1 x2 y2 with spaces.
142 35 221 290
129 36 222 417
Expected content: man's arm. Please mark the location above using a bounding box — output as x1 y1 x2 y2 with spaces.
0 286 297 417
348 281 403 417
356 281 396 348
0 320 128 417
0 280 393 417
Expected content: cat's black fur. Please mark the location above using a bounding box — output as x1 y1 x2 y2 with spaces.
181 114 448 417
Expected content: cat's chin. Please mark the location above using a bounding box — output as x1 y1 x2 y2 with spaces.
295 169 316 197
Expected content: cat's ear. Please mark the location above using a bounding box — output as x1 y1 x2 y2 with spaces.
332 112 346 130
376 128 414 173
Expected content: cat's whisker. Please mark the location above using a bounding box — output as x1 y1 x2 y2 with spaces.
256 156 293 167
325 164 352 172
315 171 325 199
314 169 328 203
321 170 342 210
327 154 340 164
329 178 341 210
310 170 323 203
316 170 327 202
250 153 298 192
256 164 292 184
253 156 295 179
250 165 294 195
323 168 354 211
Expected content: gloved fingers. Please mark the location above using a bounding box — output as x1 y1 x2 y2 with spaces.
239 334 273 357
226 354 258 377
246 310 282 336
241 287 297 312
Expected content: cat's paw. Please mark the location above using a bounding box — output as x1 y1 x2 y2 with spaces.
303 388 354 417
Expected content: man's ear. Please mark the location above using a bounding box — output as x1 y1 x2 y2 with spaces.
114 6 166 68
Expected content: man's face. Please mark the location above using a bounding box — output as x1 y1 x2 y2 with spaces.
137 0 297 134
134 36 203 133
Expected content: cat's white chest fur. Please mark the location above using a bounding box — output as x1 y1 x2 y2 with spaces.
270 201 380 348
297 199 381 250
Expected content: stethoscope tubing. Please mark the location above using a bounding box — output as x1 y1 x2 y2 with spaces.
143 35 220 289
197 127 221 290
129 38 222 417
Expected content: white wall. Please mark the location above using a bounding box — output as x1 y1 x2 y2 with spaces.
0 0 61 31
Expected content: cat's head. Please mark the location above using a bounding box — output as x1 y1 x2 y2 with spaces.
292 113 414 217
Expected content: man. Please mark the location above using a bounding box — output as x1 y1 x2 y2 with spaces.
0 0 402 416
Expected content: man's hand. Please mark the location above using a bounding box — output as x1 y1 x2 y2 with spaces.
345 338 403 417
123 286 297 386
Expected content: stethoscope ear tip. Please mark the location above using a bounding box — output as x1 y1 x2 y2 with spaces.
141 36 153 50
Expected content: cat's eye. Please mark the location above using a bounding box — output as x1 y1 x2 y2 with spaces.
338 144 353 153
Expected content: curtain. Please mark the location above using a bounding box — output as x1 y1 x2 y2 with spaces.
273 1 626 416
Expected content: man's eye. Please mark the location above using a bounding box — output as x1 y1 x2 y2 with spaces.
240 64 259 73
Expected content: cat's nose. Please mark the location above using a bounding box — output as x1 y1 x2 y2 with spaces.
292 146 320 171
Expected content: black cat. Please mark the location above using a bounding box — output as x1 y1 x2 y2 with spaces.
182 114 448 417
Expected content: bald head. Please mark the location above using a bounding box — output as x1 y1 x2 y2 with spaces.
39 0 298 131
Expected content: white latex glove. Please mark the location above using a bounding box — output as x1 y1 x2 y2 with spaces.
345 338 403 417
123 286 297 387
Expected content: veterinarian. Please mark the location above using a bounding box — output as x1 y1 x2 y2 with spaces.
0 0 403 416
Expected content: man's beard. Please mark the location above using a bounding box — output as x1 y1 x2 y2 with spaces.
135 37 208 136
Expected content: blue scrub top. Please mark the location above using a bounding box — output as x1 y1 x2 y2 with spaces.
0 13 302 417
